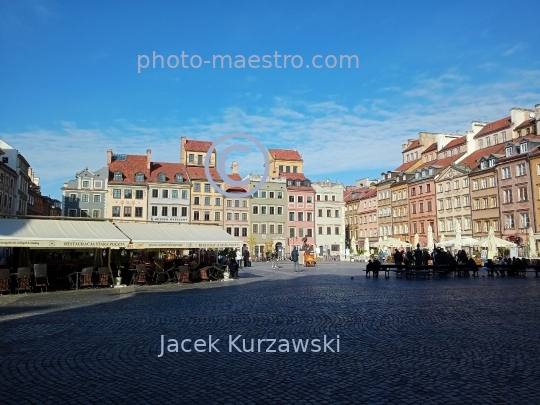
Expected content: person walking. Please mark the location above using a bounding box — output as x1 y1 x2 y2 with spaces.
242 248 250 268
291 247 300 272
271 249 278 269
235 248 243 269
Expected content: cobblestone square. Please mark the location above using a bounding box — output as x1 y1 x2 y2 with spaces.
1 261 540 404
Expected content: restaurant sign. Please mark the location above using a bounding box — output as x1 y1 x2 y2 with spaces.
150 217 189 223
0 240 128 248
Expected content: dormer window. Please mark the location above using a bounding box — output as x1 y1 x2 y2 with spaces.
506 147 512 157
158 172 166 182
403 175 406 181
488 158 495 167
287 180 292 186
526 128 531 135
135 173 144 182
415 173 420 179
421 171 426 178
480 161 487 170
295 180 301 186
114 171 123 181
428 168 433 175
520 142 528 153
444 152 447 158
175 173 183 183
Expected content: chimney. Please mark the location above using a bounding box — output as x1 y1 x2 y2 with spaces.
231 161 239 174
107 149 113 165
180 136 186 164
146 149 151 170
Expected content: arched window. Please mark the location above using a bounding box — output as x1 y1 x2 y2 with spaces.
135 173 144 182
158 172 166 182
175 173 183 183
114 171 123 181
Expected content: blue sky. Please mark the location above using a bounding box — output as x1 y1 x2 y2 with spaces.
1 0 539 199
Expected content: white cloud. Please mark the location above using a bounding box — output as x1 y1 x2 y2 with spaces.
502 43 528 57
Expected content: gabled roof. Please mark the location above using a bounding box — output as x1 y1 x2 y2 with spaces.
394 160 418 172
423 142 437 153
514 118 536 132
185 140 212 152
108 155 149 184
147 162 189 183
223 173 247 193
415 153 466 172
402 140 420 152
459 143 506 170
186 166 222 181
439 136 467 153
269 149 303 161
279 172 307 181
473 116 511 139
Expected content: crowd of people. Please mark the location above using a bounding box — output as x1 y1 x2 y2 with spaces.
366 244 528 277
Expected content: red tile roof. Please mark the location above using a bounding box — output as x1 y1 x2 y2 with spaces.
185 140 213 152
186 166 223 181
423 142 437 153
344 187 372 202
108 155 149 184
269 149 302 161
223 173 247 192
415 153 466 171
459 144 506 170
514 118 536 132
394 160 418 172
402 140 420 152
279 172 307 181
148 162 189 183
439 136 466 153
473 116 511 139
358 188 377 200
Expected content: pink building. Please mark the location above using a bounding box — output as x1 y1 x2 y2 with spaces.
283 173 315 253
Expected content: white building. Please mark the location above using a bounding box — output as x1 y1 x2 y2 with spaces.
312 180 346 258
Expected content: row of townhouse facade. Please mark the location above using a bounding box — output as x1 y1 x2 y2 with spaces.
61 140 347 257
0 139 61 218
347 104 540 253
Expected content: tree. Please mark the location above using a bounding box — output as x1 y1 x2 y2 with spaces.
264 238 274 258
247 235 257 255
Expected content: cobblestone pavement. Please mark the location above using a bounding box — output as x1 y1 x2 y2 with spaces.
1 261 540 404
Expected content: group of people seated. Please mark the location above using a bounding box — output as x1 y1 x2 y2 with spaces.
367 245 529 277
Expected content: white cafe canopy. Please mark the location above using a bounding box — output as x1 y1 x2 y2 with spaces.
114 222 243 249
0 218 130 249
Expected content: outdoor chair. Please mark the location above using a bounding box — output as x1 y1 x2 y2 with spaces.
80 267 94 288
133 264 148 285
33 264 49 292
97 267 111 287
152 262 168 284
0 268 11 294
17 267 32 293
176 265 190 283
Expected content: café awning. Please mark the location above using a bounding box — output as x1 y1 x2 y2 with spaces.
0 218 130 248
114 222 243 249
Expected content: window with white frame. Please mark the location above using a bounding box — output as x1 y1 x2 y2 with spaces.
502 167 511 179
506 147 512 157
489 176 495 187
93 194 101 203
505 214 514 229
503 189 512 203
518 187 528 201
439 220 445 232
521 143 528 153
516 163 526 176
472 180 478 190
521 213 530 228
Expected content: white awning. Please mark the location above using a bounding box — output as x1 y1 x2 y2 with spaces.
114 222 243 249
0 218 130 248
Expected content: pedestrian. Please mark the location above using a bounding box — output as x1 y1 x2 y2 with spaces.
235 248 243 269
271 249 278 269
414 244 423 266
243 248 250 268
291 247 300 272
228 258 239 279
